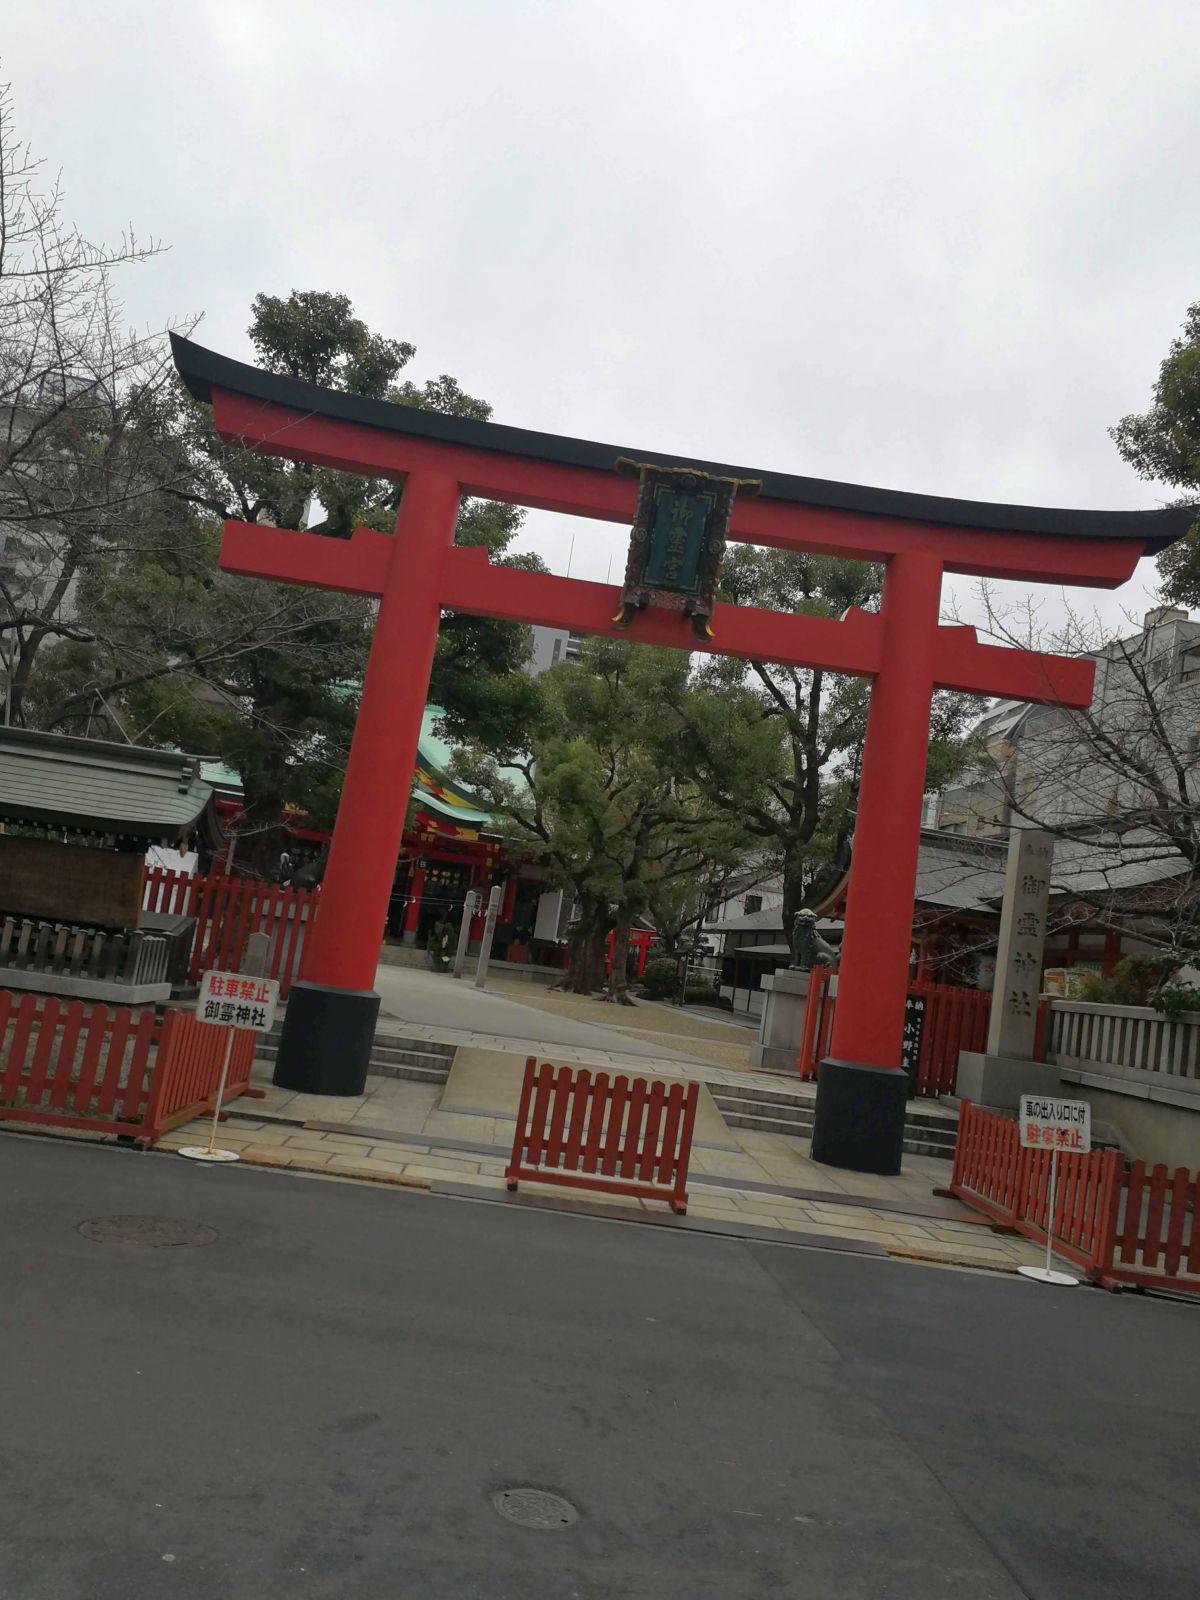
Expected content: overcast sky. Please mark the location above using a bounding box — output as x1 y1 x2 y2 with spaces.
6 1 1198 633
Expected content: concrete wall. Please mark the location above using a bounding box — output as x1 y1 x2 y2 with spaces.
1061 1077 1200 1169
1041 997 1200 1166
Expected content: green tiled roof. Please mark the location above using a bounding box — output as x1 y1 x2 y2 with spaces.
0 728 220 845
416 705 530 827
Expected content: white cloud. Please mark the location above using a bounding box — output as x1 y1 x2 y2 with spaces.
5 0 1197 618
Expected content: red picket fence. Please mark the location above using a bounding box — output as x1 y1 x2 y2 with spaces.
949 1098 1118 1274
950 1099 1200 1295
797 965 991 1095
1102 1157 1200 1293
142 868 318 996
916 983 991 1094
142 867 204 916
0 991 257 1144
506 1057 699 1213
148 1008 259 1137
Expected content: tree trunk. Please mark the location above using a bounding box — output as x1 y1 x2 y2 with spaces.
6 627 42 727
606 910 635 1004
782 827 853 959
559 900 607 994
780 868 805 966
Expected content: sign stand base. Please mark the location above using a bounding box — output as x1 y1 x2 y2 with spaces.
177 1146 240 1164
1017 1264 1078 1287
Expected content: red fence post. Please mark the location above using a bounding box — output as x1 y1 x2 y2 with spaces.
670 1083 700 1213
1089 1150 1123 1283
796 964 831 1079
143 1008 178 1141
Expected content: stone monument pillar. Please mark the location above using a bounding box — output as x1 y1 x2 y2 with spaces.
752 967 813 1072
752 911 841 1072
957 828 1060 1110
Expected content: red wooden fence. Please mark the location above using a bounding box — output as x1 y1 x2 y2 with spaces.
1101 1157 1200 1292
796 965 838 1082
506 1057 699 1213
797 966 1033 1097
0 991 158 1139
142 867 203 916
147 1008 258 1138
143 868 317 996
0 991 257 1144
916 982 991 1094
950 1099 1200 1295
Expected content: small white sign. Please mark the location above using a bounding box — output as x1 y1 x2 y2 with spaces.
197 970 279 1033
1019 1094 1091 1154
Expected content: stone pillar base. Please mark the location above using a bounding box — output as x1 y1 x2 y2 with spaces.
956 1051 1061 1113
273 980 379 1096
810 1058 907 1175
751 967 810 1072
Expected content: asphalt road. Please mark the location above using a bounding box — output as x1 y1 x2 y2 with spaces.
2 1134 1197 1599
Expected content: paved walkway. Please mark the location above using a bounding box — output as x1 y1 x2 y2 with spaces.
374 964 759 1072
156 1058 1045 1276
375 965 698 1061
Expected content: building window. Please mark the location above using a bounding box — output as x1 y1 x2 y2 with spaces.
744 893 762 914
551 638 562 664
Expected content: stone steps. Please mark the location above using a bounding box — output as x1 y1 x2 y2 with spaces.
711 1083 957 1159
256 1023 454 1086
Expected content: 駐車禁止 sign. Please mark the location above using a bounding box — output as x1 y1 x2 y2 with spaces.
196 970 279 1034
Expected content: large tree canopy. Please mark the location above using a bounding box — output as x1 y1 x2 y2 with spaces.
455 638 760 999
1111 300 1200 606
27 290 542 863
660 547 977 933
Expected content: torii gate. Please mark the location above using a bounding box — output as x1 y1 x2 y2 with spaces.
171 335 1189 1174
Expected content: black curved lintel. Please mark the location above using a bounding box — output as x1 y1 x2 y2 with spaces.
170 334 1191 550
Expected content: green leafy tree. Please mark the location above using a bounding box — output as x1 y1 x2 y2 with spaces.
662 547 976 935
455 639 759 999
643 854 772 959
1111 300 1200 605
28 290 542 865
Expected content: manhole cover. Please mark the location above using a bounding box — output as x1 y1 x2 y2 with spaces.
78 1216 218 1248
491 1488 578 1530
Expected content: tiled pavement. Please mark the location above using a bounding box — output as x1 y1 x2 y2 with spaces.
154 1061 1049 1277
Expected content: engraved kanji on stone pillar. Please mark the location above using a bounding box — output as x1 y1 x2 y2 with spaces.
987 828 1054 1060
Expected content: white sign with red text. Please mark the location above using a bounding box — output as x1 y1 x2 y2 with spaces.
1018 1094 1091 1155
197 970 279 1033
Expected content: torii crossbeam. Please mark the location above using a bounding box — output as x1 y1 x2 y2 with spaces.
172 335 1190 1175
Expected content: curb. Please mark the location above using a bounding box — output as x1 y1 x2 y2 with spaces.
236 1148 432 1191
886 1244 1019 1273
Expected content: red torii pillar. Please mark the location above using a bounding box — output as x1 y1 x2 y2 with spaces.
170 333 1183 1173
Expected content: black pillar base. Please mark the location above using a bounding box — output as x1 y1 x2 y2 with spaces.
810 1057 908 1175
273 980 380 1096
